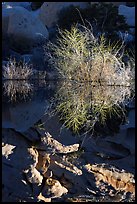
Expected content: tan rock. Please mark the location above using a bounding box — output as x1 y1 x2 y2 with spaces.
43 178 68 198
2 143 16 159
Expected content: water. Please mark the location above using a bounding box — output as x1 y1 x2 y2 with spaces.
2 80 135 202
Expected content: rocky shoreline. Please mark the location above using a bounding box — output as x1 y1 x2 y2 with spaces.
2 102 135 202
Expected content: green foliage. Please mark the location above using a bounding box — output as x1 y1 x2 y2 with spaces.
57 3 129 41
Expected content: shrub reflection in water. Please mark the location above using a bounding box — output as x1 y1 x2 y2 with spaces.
54 81 133 135
3 80 34 102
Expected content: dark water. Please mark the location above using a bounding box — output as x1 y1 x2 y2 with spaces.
2 80 134 133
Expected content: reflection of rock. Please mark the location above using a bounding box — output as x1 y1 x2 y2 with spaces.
2 100 49 132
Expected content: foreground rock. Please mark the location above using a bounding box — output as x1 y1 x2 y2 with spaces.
2 129 38 202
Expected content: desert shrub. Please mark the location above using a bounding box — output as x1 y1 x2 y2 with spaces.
2 58 33 79
57 3 129 41
44 25 133 85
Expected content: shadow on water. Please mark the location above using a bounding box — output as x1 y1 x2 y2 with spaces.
2 79 134 135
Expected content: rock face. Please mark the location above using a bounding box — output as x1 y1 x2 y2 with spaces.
39 2 89 28
2 6 49 53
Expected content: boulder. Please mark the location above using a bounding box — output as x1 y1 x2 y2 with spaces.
2 6 49 53
39 2 89 28
118 5 135 27
2 2 31 10
31 46 45 70
31 2 44 10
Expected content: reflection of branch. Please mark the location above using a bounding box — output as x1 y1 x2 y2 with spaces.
3 80 34 102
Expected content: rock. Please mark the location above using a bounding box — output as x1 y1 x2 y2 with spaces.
118 5 135 27
85 163 135 194
27 148 39 168
31 46 45 70
37 114 79 146
2 6 49 53
31 2 44 10
2 129 40 202
2 163 33 202
36 151 50 175
43 178 68 198
39 2 89 28
37 193 51 202
2 100 50 132
36 132 79 154
2 129 38 170
21 54 33 64
22 128 40 142
2 143 16 159
2 2 31 10
24 167 43 186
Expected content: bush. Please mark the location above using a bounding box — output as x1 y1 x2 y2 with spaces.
2 58 33 80
44 25 133 85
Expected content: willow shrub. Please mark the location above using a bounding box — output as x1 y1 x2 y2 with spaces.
44 25 133 85
44 25 134 134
